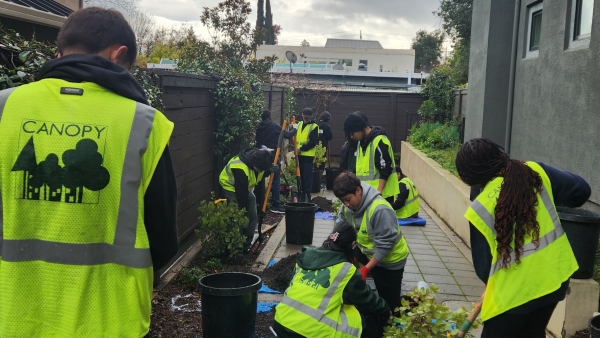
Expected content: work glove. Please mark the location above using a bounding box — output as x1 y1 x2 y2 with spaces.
270 164 279 173
360 266 370 281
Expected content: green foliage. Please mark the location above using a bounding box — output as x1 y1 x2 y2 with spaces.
417 100 438 122
256 0 265 30
313 141 327 169
176 266 206 284
384 285 481 337
205 257 225 272
286 157 297 176
283 87 300 121
446 40 470 85
177 0 276 158
421 65 457 115
132 67 165 112
195 192 248 257
409 122 461 151
412 29 445 72
435 0 473 42
0 26 56 90
424 146 461 177
331 199 342 218
264 0 274 45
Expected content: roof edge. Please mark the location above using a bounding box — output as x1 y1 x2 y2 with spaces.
0 1 67 29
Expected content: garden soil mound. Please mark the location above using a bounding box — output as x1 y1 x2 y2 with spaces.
311 196 334 212
260 253 299 291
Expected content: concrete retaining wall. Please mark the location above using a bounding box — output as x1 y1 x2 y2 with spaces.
400 142 472 246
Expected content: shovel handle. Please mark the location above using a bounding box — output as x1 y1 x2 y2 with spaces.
262 120 288 213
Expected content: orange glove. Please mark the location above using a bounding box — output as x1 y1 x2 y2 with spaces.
360 266 370 281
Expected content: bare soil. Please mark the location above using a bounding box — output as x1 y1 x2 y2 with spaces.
311 196 335 212
261 253 300 292
574 329 592 338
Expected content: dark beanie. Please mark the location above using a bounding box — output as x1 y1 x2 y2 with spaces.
302 108 313 116
344 113 367 134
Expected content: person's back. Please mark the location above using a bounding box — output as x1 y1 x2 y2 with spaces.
0 8 178 337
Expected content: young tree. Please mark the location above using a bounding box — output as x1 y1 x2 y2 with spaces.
264 0 274 44
411 29 445 72
273 24 281 45
434 0 473 83
301 39 310 47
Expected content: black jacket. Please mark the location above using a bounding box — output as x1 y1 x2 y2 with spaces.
391 174 409 210
470 162 591 314
39 54 179 270
317 120 332 147
360 126 394 180
255 120 281 151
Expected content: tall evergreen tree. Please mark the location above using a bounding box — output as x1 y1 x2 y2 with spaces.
256 0 264 31
265 0 273 44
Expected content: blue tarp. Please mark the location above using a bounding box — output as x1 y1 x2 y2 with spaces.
315 212 335 220
267 260 277 268
398 217 426 226
257 302 278 313
259 285 282 294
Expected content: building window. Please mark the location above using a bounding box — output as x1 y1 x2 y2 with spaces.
574 0 593 39
358 60 368 71
530 10 543 51
338 59 353 66
525 2 543 58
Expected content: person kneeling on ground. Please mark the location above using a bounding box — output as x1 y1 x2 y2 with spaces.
219 147 276 255
273 221 390 338
334 172 408 313
391 166 420 218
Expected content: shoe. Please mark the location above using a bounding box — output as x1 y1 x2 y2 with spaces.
270 206 285 214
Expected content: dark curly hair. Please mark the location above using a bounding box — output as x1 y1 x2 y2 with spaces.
456 138 542 269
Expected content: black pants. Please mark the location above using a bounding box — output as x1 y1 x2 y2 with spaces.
481 302 558 338
354 247 404 312
298 156 314 201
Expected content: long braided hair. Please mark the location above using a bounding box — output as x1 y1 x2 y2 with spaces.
456 138 543 269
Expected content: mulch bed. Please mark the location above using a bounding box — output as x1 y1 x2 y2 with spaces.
311 196 335 212
261 253 300 292
574 329 592 338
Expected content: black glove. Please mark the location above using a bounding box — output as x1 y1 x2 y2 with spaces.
270 164 279 173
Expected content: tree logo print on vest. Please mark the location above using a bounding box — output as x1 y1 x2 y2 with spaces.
298 268 331 290
12 119 110 204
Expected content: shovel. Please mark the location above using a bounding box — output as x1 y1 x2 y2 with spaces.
449 291 485 338
290 115 303 202
250 120 288 252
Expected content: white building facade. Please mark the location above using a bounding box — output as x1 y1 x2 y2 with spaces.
256 39 415 73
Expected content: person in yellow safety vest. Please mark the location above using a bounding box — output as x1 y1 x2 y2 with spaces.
219 147 276 255
274 221 390 338
456 138 590 338
0 7 179 338
343 112 399 204
333 172 409 317
286 108 319 202
391 165 420 218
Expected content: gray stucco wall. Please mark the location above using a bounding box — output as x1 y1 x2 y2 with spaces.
510 0 600 205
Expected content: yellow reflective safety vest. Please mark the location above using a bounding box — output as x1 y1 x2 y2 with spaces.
465 162 578 322
0 79 173 338
345 197 409 264
219 155 265 192
356 135 399 199
296 121 319 157
274 261 362 338
396 177 420 218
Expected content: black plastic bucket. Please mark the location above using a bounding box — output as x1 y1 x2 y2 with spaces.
285 202 318 245
312 170 323 193
325 167 342 190
590 315 600 338
557 206 600 279
197 272 262 338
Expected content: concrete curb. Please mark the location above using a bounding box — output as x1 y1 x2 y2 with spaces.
252 216 287 272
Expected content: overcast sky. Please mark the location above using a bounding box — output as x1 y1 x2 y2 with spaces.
136 0 444 50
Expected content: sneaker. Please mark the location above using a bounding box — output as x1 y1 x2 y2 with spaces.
271 206 285 214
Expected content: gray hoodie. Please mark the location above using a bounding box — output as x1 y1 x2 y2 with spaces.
337 183 407 270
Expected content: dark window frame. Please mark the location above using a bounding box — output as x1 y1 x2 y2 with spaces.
529 10 543 51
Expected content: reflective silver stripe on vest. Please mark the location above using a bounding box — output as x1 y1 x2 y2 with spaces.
471 199 497 236
281 263 360 337
357 199 401 255
1 101 155 268
405 194 420 205
226 159 244 185
0 88 18 254
489 187 564 276
114 103 156 247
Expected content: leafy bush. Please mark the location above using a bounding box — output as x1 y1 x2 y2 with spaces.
331 199 342 218
176 266 206 285
286 158 297 176
421 65 457 116
417 100 437 122
204 257 224 272
409 122 460 151
195 192 248 257
313 141 327 169
132 67 164 112
384 285 481 338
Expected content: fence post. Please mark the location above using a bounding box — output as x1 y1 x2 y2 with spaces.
390 93 397 148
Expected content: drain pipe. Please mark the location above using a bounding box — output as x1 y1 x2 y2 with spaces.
505 0 521 154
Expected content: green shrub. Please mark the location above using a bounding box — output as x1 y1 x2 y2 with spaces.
176 266 206 285
313 142 327 169
417 100 437 122
384 285 481 337
331 199 342 218
204 257 224 272
409 122 460 151
195 192 248 257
